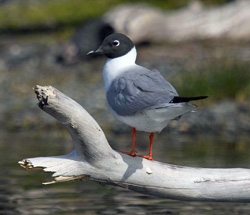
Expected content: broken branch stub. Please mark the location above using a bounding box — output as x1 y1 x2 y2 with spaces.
19 85 250 202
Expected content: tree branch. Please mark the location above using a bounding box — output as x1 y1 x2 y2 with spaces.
19 85 250 202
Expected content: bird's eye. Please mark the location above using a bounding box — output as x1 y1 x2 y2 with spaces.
113 40 120 46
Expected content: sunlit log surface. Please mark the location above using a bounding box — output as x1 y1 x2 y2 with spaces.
103 0 250 43
19 85 250 202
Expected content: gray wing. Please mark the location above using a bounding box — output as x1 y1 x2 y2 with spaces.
107 67 178 116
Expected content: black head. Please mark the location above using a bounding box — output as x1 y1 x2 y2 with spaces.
87 33 134 58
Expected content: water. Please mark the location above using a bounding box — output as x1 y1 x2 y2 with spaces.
1 130 250 215
1 35 250 214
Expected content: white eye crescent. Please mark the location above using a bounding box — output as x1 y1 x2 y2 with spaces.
113 40 120 46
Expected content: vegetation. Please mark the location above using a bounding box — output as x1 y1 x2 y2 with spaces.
174 58 250 102
0 0 235 31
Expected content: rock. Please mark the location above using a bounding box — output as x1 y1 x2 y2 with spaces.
56 18 114 65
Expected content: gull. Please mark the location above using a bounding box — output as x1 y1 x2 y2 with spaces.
88 33 207 160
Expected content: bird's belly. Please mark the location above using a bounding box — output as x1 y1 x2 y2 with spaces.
108 102 197 133
109 108 169 133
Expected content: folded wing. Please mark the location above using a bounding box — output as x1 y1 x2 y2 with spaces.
107 67 178 116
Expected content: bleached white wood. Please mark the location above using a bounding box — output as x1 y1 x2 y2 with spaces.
19 85 250 202
103 1 250 43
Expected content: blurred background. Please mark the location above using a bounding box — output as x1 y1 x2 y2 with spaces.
1 0 250 214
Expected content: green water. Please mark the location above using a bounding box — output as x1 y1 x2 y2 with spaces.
1 130 250 215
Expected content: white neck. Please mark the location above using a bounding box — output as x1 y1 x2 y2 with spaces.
103 47 137 91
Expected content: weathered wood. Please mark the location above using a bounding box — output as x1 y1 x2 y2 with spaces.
19 85 250 202
103 1 250 43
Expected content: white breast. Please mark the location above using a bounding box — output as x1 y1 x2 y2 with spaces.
103 47 137 91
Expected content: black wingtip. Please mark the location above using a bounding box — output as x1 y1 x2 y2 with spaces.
170 96 208 103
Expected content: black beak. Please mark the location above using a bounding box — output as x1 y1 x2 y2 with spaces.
87 47 103 56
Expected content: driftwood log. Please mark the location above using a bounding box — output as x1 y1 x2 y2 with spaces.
19 85 250 202
58 1 250 64
103 0 250 43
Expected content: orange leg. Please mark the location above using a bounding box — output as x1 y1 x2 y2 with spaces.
121 127 138 157
138 133 154 161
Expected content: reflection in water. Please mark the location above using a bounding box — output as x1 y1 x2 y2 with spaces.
1 131 250 215
0 178 18 215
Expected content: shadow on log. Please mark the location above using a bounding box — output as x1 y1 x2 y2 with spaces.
19 85 250 202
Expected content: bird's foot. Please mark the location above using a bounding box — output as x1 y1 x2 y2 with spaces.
137 154 154 161
120 149 138 157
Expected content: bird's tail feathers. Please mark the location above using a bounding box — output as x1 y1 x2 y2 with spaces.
170 96 208 103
